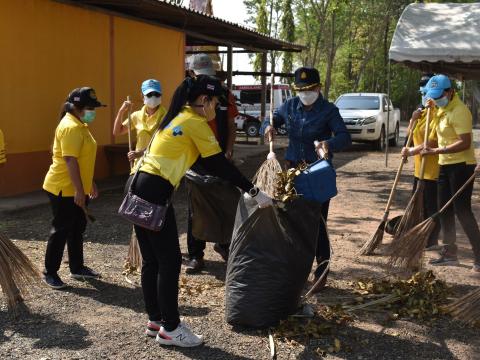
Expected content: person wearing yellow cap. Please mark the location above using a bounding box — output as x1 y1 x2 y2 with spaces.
113 79 166 168
421 74 480 272
42 87 106 289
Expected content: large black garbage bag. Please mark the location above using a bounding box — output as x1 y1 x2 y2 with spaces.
226 196 322 328
186 170 241 244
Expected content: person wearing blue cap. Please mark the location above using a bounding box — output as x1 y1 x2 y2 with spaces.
263 67 351 291
113 79 167 169
421 74 480 272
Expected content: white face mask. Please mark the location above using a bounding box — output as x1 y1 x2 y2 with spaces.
298 91 319 106
144 95 161 109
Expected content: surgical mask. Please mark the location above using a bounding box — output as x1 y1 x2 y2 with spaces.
81 110 96 123
435 96 449 108
298 91 319 106
144 95 161 109
421 95 427 107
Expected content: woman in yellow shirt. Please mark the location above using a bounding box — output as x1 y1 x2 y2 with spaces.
422 75 480 271
113 79 166 167
42 87 105 289
401 74 440 248
131 75 272 348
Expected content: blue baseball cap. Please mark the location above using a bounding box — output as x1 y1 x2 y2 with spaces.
425 75 451 99
141 79 162 95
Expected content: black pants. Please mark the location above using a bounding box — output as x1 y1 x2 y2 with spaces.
132 172 181 331
314 200 331 278
186 206 229 259
413 177 440 247
438 163 480 263
44 191 87 275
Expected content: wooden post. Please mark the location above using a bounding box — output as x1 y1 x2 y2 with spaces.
260 52 267 145
227 45 233 90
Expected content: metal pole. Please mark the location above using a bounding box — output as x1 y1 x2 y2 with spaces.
462 79 466 102
385 60 391 167
227 45 233 90
260 52 267 145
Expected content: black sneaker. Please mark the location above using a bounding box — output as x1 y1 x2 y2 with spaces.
71 266 101 279
185 258 205 274
43 273 67 289
213 244 229 262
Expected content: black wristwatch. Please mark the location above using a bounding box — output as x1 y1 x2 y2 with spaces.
248 186 259 197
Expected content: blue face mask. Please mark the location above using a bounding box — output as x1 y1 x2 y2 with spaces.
435 96 449 108
421 95 427 107
81 110 96 123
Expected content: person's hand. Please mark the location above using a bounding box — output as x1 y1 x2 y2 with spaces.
425 99 436 109
314 141 329 160
421 147 438 156
119 100 132 114
89 182 99 200
244 188 274 208
401 147 412 158
74 189 86 209
411 108 422 121
264 125 275 143
127 150 143 161
225 149 233 161
475 164 480 173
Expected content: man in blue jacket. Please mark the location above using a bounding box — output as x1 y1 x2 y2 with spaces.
264 67 351 291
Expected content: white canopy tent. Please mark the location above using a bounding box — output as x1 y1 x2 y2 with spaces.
384 2 480 165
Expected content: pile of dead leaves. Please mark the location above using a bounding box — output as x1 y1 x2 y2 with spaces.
179 276 223 297
274 162 308 202
348 271 450 320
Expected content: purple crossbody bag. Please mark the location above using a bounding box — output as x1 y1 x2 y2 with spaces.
118 130 170 231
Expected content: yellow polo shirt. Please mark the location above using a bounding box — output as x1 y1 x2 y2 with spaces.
140 106 222 187
0 129 6 164
436 95 476 166
413 109 439 180
43 113 97 196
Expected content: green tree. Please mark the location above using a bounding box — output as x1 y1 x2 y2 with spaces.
280 0 295 81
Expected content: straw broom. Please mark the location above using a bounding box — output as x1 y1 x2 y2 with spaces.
387 172 477 271
447 288 480 327
0 232 40 311
391 107 433 243
359 119 417 255
253 74 282 197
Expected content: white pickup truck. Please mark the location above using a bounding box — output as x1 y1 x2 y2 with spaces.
335 93 400 150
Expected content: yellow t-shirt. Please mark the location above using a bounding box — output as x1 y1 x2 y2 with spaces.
412 109 439 180
43 113 97 196
0 129 6 164
436 94 476 166
140 106 222 187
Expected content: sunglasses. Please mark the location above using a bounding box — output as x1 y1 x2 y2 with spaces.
145 92 161 98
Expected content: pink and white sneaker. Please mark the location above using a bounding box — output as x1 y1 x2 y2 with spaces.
145 320 162 337
156 322 203 348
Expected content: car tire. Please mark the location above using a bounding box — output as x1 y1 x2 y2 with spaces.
245 122 260 137
374 126 386 151
389 123 400 147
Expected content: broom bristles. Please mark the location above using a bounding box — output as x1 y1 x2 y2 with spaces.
392 183 425 245
253 157 282 198
0 233 40 311
447 288 480 327
359 221 385 255
387 218 435 271
124 229 142 275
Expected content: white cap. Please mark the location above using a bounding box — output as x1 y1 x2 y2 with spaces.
188 53 215 76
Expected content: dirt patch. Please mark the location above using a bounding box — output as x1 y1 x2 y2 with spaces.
1 140 479 359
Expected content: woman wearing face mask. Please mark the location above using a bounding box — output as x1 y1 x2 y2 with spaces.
263 67 351 292
421 74 480 272
133 75 272 347
113 79 166 167
42 87 105 289
401 73 441 249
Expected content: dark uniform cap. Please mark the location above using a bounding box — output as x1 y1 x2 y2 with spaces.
293 67 321 91
189 75 223 97
67 87 106 108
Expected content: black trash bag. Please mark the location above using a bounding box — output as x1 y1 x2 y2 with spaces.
186 170 241 244
226 195 322 328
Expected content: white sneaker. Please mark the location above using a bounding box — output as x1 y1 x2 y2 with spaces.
156 322 203 348
145 320 162 337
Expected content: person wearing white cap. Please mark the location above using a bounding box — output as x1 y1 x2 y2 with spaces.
184 53 240 273
421 74 480 272
113 79 167 169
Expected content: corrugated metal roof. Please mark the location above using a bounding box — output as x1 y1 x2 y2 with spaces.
57 0 304 52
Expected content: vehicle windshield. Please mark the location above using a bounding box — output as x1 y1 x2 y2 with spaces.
336 96 380 110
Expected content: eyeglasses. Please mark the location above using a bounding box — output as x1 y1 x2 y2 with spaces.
145 92 161 98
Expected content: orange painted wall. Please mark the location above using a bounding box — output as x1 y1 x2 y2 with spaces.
0 0 185 196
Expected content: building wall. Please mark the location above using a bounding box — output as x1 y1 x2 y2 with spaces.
0 0 185 196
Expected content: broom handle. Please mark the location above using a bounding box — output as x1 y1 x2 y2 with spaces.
269 73 274 153
438 172 477 214
418 107 431 181
383 120 417 214
127 96 133 169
